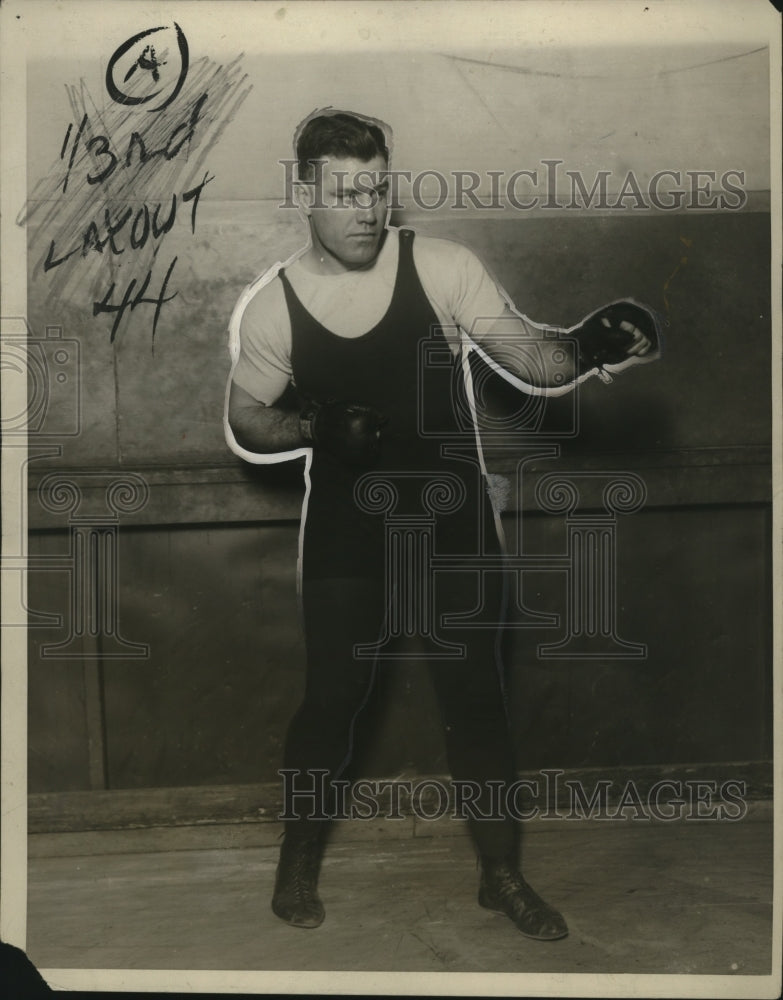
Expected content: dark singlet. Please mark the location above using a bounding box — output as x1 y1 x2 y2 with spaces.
280 228 499 581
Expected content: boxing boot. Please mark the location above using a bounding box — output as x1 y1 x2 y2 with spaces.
479 856 568 941
271 827 325 928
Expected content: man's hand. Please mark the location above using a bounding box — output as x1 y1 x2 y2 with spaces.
573 300 662 381
300 399 388 466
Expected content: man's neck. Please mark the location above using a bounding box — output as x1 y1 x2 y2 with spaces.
300 228 389 276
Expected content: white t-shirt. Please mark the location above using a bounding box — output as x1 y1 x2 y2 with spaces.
229 227 513 406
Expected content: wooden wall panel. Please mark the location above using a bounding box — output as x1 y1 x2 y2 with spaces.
27 502 771 792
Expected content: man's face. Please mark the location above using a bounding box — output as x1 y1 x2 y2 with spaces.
303 155 389 270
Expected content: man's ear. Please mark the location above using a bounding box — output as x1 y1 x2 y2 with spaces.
294 181 315 216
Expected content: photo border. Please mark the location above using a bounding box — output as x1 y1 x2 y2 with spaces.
2 1 781 996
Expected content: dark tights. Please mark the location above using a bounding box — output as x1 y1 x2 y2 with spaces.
282 574 518 859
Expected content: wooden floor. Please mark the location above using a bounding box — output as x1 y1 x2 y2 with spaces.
26 807 775 991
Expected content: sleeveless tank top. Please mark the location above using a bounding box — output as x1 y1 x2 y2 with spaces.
280 229 498 581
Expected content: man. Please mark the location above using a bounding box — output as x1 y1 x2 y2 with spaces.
225 109 658 941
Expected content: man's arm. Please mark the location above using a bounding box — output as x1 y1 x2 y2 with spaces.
468 302 658 395
228 379 388 466
228 380 305 453
420 237 659 394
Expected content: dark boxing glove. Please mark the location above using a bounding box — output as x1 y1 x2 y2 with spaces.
573 300 662 380
300 398 387 466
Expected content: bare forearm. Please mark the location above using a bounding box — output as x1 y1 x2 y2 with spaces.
227 380 386 465
230 400 305 454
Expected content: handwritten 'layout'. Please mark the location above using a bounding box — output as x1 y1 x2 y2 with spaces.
21 24 252 344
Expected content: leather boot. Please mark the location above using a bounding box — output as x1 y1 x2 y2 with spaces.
271 828 325 928
479 856 568 941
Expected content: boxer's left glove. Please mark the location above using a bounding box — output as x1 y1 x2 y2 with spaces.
573 300 662 382
300 398 388 466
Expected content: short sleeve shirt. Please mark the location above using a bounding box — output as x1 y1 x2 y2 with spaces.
229 227 511 405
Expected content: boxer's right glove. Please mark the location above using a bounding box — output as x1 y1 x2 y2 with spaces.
299 399 387 466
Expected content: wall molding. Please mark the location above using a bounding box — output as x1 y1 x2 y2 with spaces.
26 447 772 529
28 760 773 835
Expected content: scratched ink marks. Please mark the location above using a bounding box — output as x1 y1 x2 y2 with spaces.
22 30 252 345
44 94 213 342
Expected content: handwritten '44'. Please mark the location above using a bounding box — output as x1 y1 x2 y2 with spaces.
91 255 178 344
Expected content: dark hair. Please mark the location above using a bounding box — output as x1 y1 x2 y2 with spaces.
295 109 391 182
